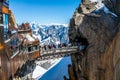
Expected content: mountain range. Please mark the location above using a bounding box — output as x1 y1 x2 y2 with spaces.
30 23 69 46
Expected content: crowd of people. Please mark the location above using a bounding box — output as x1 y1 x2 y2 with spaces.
40 36 89 53
40 43 67 51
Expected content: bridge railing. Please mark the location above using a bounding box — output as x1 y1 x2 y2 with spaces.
40 46 78 56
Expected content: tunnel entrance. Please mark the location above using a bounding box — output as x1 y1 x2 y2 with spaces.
73 35 89 52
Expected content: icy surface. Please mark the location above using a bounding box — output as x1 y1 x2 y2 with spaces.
32 58 62 79
32 66 46 79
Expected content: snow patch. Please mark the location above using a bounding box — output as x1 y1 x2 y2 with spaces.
49 23 68 27
32 66 46 79
90 0 118 17
90 0 101 2
103 6 118 17
32 58 62 79
26 34 35 42
33 34 41 42
11 30 17 34
95 1 104 10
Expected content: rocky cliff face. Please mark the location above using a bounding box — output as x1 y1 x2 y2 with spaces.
68 0 120 80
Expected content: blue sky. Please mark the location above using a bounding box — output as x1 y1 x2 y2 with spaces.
9 0 81 24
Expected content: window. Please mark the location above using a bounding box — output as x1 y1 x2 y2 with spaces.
3 14 9 40
32 45 39 50
35 45 39 50
10 39 14 46
10 37 18 48
0 13 3 24
33 46 36 51
19 45 23 51
5 0 9 3
28 47 32 52
10 36 19 56
0 56 1 69
3 0 9 6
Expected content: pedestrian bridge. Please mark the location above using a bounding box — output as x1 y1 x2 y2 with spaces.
37 46 80 61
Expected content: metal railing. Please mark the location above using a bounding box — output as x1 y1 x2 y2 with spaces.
37 46 79 60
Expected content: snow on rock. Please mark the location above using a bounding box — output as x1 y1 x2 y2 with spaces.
55 41 60 45
49 23 68 27
90 0 118 17
90 0 100 2
95 1 104 10
103 6 118 17
32 34 41 42
26 34 35 42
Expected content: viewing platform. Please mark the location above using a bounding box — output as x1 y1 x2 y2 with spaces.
37 46 81 60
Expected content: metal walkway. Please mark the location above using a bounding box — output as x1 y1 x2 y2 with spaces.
37 46 79 61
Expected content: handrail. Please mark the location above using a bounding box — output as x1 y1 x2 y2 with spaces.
40 46 78 57
4 38 11 43
27 49 39 54
41 46 78 52
10 50 19 59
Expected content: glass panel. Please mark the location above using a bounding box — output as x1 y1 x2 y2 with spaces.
2 0 9 7
36 45 39 50
28 47 32 52
10 38 18 47
0 56 1 68
5 0 9 3
35 45 37 50
34 45 38 50
19 45 23 50
3 0 9 4
33 46 36 51
3 14 9 40
0 13 3 24
10 35 19 55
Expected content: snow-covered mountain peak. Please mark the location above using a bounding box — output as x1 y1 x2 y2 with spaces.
31 23 69 46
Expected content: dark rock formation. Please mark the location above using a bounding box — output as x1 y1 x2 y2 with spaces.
68 0 120 80
104 0 120 16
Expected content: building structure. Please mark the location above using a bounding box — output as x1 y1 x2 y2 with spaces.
0 0 40 79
